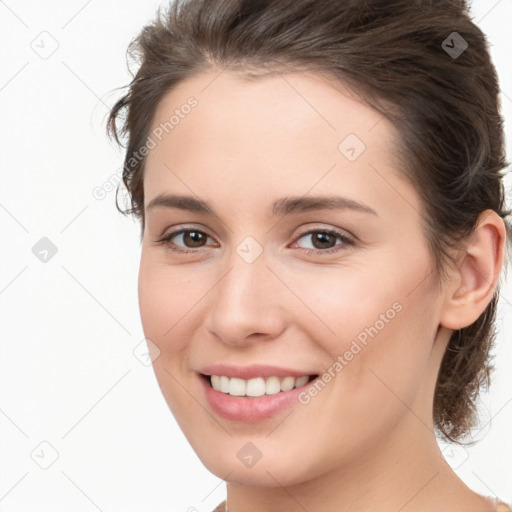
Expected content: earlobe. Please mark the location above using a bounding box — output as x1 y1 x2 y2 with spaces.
440 210 506 331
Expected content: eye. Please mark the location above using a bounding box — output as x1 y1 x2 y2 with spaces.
154 226 355 256
292 229 355 255
155 228 216 254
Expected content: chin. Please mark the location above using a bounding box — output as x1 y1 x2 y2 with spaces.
196 444 315 488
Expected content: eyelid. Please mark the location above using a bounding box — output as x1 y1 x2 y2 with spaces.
157 223 214 240
155 224 217 247
292 223 356 241
289 227 355 252
155 223 356 255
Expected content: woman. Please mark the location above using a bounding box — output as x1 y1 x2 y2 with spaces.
106 0 511 510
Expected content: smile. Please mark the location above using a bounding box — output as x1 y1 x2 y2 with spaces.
208 374 315 397
199 369 320 422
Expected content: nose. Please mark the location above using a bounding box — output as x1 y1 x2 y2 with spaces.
205 251 288 347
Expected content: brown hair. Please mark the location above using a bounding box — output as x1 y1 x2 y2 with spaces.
106 0 511 443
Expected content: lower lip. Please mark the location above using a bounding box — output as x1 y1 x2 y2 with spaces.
200 375 313 423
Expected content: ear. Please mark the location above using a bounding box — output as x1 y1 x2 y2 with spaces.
440 210 506 330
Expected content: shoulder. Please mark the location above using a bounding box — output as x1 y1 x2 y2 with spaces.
210 498 512 511
212 500 226 512
496 500 512 511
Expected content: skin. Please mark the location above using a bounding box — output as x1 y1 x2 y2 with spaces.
138 68 506 512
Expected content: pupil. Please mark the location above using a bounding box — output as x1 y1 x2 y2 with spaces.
185 231 205 247
313 232 334 249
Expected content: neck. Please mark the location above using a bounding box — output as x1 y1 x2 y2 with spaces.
225 414 493 512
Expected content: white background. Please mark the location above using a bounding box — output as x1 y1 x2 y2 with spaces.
0 0 511 510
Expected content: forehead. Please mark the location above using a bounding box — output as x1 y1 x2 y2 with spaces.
143 69 419 219
148 69 389 153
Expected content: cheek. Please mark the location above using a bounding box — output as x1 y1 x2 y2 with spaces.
297 257 439 403
137 255 198 417
137 253 201 350
290 274 439 471
138 260 168 344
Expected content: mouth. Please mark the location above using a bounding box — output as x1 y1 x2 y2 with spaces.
200 373 318 398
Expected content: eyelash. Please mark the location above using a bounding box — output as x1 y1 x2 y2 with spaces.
154 226 355 256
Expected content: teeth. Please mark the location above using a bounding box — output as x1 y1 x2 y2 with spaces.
229 377 246 396
211 375 220 390
294 375 309 388
280 376 295 391
246 377 266 397
220 375 230 393
265 376 281 395
209 375 311 397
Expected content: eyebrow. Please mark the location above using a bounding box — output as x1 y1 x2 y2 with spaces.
146 193 378 216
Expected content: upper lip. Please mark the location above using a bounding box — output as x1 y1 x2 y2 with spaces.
199 364 317 380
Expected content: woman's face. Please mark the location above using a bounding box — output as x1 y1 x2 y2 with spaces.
138 69 449 486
